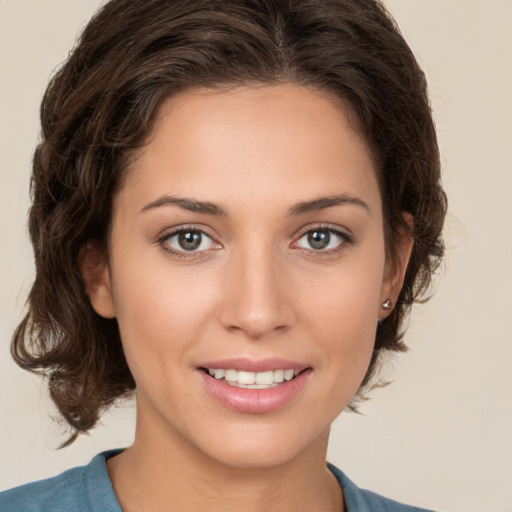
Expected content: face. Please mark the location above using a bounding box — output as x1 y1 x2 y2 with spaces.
84 83 409 469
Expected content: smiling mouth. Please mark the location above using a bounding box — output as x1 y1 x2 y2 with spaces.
200 368 306 389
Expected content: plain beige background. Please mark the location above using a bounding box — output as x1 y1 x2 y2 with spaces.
1 1 511 511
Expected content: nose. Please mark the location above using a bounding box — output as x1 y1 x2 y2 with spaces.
218 243 295 340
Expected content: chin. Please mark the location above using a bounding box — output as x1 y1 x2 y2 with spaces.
204 442 304 470
192 420 331 471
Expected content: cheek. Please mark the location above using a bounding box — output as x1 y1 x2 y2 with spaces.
302 257 384 339
296 251 385 385
110 258 221 373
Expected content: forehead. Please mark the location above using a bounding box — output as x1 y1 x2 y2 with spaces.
117 83 381 216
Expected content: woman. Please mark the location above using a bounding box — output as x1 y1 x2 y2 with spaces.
1 0 446 510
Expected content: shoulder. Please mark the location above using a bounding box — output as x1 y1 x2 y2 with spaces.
0 464 88 512
0 450 122 512
328 463 437 512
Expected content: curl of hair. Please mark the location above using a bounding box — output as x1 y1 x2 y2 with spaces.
12 0 447 441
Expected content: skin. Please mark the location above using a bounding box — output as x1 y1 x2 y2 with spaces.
81 83 412 512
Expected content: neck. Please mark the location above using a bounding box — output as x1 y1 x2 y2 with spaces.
107 400 344 512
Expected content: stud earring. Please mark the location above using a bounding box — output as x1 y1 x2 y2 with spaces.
381 298 393 310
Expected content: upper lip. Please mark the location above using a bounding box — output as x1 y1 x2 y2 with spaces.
198 357 310 373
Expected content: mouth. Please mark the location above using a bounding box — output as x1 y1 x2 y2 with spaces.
198 361 312 413
200 367 306 389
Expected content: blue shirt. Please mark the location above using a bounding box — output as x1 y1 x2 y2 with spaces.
0 451 435 511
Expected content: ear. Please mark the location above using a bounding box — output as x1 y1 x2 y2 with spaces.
78 241 116 319
379 213 414 319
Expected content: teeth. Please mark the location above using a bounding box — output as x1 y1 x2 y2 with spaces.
214 369 225 380
284 369 294 381
273 369 284 383
237 371 255 385
255 371 274 385
224 369 238 382
205 368 302 387
227 381 278 389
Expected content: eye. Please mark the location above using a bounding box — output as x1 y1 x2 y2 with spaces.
159 228 219 254
294 227 351 252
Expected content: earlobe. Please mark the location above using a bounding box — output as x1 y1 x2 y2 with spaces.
379 213 414 317
78 241 116 319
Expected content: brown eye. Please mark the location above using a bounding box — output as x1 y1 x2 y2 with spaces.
307 230 331 250
178 231 202 251
294 227 351 253
160 228 219 255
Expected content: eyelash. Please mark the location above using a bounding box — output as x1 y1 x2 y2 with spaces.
155 225 219 260
155 224 354 259
293 225 354 257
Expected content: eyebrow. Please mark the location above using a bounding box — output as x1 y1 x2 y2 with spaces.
287 194 370 216
140 196 228 216
140 193 369 217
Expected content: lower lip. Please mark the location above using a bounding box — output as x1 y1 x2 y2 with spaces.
198 369 312 413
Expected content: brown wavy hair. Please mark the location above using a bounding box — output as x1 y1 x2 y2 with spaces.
12 0 446 444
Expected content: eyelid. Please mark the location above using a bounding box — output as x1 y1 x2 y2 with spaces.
291 224 355 254
153 223 354 259
292 222 353 240
155 224 222 257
